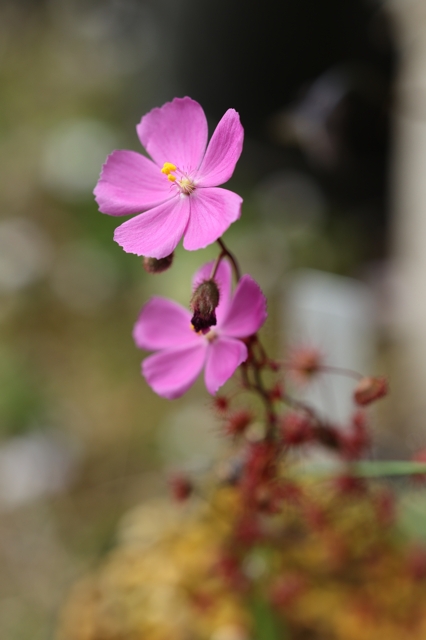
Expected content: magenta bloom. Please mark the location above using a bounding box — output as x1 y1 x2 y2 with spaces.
94 97 244 259
133 260 267 399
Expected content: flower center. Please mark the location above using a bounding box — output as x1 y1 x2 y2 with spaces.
190 324 218 341
161 162 196 196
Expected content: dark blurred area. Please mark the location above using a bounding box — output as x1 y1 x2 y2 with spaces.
177 0 396 255
0 1 400 638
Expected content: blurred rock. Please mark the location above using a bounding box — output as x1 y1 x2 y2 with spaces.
0 431 79 509
0 217 53 293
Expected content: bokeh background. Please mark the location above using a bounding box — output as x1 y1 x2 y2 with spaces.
2 1 426 638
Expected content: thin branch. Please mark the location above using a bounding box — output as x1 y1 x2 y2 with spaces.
210 250 226 280
217 237 241 282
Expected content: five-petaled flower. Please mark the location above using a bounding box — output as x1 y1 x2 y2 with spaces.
133 259 267 399
94 97 244 259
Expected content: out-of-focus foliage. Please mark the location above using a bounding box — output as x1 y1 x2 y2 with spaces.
57 482 426 640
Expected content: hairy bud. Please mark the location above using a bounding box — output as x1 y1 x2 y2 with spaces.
190 279 220 332
224 410 252 437
213 395 230 413
353 376 388 406
143 252 174 274
280 412 313 445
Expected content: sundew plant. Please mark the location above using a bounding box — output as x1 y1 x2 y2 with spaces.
58 98 426 640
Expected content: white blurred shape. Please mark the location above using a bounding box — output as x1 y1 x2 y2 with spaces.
158 404 222 471
50 240 119 314
40 119 118 200
0 431 77 509
0 217 53 292
285 269 376 425
256 171 325 228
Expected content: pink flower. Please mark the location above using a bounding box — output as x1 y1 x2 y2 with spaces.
133 260 267 399
94 97 244 259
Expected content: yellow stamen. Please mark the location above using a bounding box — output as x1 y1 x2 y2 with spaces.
161 162 177 175
161 162 196 195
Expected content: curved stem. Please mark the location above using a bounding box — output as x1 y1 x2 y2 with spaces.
210 250 226 280
217 237 241 282
281 393 319 422
319 365 363 381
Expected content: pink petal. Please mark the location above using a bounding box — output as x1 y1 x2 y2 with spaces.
192 259 233 325
196 109 244 187
94 150 172 216
137 97 208 173
220 275 268 338
183 188 242 251
114 194 190 259
142 343 206 399
133 297 199 350
204 336 248 395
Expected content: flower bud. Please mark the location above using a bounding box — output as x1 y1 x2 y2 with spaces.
143 252 174 274
213 395 230 413
353 376 388 406
190 279 220 332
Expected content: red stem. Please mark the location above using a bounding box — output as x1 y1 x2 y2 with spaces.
217 238 241 282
